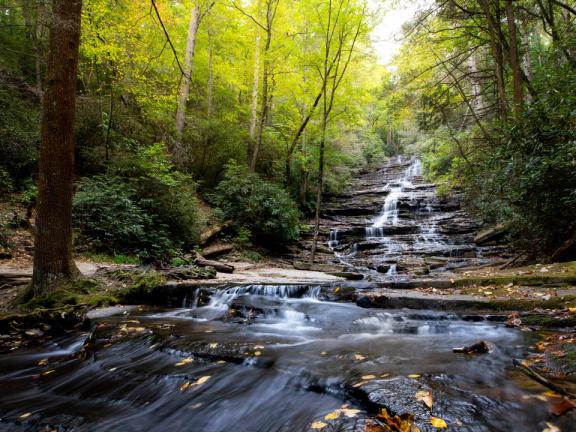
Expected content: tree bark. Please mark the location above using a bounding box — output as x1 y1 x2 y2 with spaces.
505 0 523 115
175 4 201 147
200 27 214 173
32 0 82 296
478 0 508 120
248 31 261 143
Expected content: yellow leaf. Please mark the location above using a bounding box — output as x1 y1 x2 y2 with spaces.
254 351 262 356
415 390 433 411
193 375 211 386
354 354 366 361
325 410 341 420
41 370 55 376
408 374 421 378
362 374 376 380
175 357 193 367
353 380 368 388
19 413 31 419
311 421 327 430
320 351 327 356
543 422 560 432
430 417 447 428
38 358 48 366
209 343 219 349
254 345 265 349
568 307 576 313
180 382 191 391
380 373 390 378
341 408 361 418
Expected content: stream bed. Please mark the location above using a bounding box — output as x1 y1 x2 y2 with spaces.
1 285 574 431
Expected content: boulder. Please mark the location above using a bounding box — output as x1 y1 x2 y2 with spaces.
474 224 509 245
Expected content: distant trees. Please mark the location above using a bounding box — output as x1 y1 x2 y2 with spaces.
32 0 83 295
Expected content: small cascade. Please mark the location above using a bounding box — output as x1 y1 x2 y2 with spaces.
327 229 339 249
208 284 321 308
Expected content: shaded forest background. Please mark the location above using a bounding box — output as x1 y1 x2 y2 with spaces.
0 0 575 264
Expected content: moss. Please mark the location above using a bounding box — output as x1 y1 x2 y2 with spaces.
21 277 117 311
521 314 576 328
486 295 576 312
114 269 167 303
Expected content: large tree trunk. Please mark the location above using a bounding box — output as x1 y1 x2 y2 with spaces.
175 4 201 147
32 0 82 296
505 0 523 115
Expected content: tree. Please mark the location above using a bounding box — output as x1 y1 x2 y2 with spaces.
32 0 83 296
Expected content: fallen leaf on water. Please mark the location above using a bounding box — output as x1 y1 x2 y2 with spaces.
190 403 203 409
353 380 368 388
175 357 193 366
542 423 560 432
415 390 433 411
380 373 390 378
362 374 376 380
254 351 262 356
37 358 48 366
324 410 341 420
320 351 327 356
41 370 55 376
548 396 576 415
180 382 191 391
408 374 421 378
217 360 226 364
430 417 447 428
193 375 211 386
341 408 360 418
19 413 31 419
310 420 327 429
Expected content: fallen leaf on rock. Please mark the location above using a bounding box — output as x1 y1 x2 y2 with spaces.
354 354 366 361
408 374 421 378
254 351 262 356
378 408 420 432
430 416 447 428
353 380 368 388
362 374 376 380
380 373 390 378
415 390 433 411
311 420 327 429
208 343 219 349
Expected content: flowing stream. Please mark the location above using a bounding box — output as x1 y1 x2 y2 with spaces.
1 158 572 431
0 285 572 431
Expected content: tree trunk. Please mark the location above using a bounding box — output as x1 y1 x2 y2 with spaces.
478 0 508 120
249 31 261 142
175 4 201 147
201 27 214 173
467 54 484 116
32 0 82 296
250 28 271 172
505 0 523 115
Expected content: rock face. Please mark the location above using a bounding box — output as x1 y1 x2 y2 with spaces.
295 156 509 279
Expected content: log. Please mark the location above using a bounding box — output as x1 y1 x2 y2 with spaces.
199 220 232 246
194 253 234 274
513 359 576 399
201 243 234 258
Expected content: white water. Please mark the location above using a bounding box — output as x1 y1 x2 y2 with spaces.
368 158 422 235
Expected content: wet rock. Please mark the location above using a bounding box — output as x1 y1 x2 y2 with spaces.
474 224 509 245
355 377 478 431
452 340 490 354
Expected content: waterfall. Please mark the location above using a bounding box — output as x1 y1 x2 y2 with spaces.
367 158 422 238
208 285 321 308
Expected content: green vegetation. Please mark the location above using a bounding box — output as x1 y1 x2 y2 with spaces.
212 161 300 243
377 0 576 260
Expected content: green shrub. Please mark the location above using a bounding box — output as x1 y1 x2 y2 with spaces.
73 175 175 259
212 161 300 243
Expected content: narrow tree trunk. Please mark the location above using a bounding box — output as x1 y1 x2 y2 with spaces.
478 0 508 120
32 0 82 296
250 29 271 172
505 0 523 115
175 4 201 146
298 131 308 206
249 31 261 142
201 28 214 172
468 54 484 116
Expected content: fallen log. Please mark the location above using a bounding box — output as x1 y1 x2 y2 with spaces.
200 220 232 246
513 359 576 399
201 243 234 258
194 253 234 274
